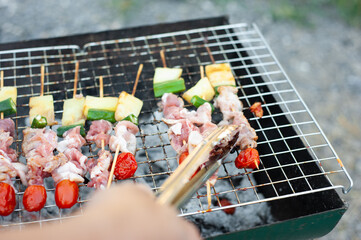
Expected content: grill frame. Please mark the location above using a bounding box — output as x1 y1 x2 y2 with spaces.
0 17 351 238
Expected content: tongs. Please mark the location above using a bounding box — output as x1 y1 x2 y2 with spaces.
157 125 239 208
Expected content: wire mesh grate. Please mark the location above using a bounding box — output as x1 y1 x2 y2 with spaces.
0 22 352 228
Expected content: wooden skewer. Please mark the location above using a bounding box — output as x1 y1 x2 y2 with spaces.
73 61 79 98
205 45 215 64
99 76 105 151
206 180 212 209
107 65 143 189
132 64 143 96
200 65 204 79
0 71 3 119
160 50 167 68
40 65 44 97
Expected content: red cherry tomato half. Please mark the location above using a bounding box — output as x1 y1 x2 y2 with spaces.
235 148 260 169
23 185 47 212
219 198 236 215
55 179 79 209
0 182 16 216
114 152 138 180
178 151 189 165
178 151 200 180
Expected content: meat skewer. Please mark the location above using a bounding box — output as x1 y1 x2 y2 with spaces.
86 76 114 190
106 64 143 188
52 64 89 209
22 65 66 212
0 71 27 216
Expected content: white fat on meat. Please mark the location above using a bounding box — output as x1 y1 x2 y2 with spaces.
0 152 28 187
188 131 203 153
57 126 86 153
87 150 113 190
0 119 15 137
86 120 112 148
52 127 88 184
109 121 139 154
0 131 17 162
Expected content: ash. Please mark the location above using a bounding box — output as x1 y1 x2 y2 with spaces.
184 174 274 238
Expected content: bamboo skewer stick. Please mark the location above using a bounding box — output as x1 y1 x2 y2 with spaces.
132 64 143 96
98 76 105 151
160 50 167 68
73 61 79 99
0 71 3 119
40 65 44 97
199 65 212 209
107 64 144 189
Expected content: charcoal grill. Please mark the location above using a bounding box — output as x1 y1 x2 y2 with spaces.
0 17 352 239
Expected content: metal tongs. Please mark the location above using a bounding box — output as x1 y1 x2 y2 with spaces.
157 125 239 208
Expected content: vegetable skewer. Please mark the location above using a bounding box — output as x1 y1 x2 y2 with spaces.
107 64 143 188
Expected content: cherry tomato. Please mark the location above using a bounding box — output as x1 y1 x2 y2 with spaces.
178 151 200 179
55 179 79 209
23 185 47 212
219 198 236 215
178 151 189 164
0 182 16 216
114 152 138 180
235 148 260 169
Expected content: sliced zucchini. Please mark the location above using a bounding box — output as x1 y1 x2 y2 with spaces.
0 87 17 104
62 96 86 126
182 77 215 103
29 95 55 126
115 91 143 121
205 63 236 88
0 98 16 117
87 109 116 123
153 67 182 84
83 96 118 117
153 78 185 98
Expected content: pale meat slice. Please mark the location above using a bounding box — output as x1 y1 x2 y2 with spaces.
0 130 17 162
166 119 200 154
53 127 88 184
87 150 113 190
109 121 139 154
22 127 65 186
0 118 15 137
214 86 258 150
57 126 86 153
161 93 184 120
0 152 28 187
86 120 112 148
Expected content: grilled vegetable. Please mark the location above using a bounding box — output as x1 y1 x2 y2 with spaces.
235 148 260 169
182 77 215 103
122 114 139 125
62 96 86 126
190 96 215 113
205 63 236 88
55 179 78 209
87 109 116 123
31 115 47 128
0 98 16 117
115 91 143 121
29 95 55 126
0 87 17 104
114 152 138 180
23 185 47 212
57 124 86 137
0 182 16 216
153 67 184 97
154 78 185 98
83 96 118 117
153 67 182 84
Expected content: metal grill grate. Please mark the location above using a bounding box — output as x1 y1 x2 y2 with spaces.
0 23 352 229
